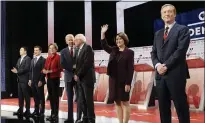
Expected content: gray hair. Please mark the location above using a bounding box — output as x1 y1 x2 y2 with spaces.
161 4 176 14
75 34 86 42
65 34 74 39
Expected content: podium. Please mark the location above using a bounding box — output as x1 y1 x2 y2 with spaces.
186 57 204 111
94 66 109 103
186 57 204 68
130 63 155 109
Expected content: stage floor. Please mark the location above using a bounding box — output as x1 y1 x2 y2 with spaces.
1 98 204 123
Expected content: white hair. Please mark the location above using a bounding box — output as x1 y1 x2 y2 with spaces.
65 34 74 39
75 34 86 42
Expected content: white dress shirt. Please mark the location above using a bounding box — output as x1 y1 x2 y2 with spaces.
34 55 41 64
68 46 76 68
78 43 85 56
164 21 176 34
20 55 26 64
68 46 75 56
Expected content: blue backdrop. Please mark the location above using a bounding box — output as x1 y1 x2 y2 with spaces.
154 8 204 40
1 2 6 92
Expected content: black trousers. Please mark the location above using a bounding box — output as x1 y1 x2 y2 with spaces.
156 78 190 123
76 83 86 120
77 83 95 121
31 83 45 113
18 82 30 112
65 80 75 120
47 77 60 116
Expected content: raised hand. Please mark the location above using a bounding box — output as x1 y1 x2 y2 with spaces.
101 24 108 34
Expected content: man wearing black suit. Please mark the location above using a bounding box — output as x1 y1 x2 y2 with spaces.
74 34 96 123
60 34 76 123
151 4 190 123
28 46 46 117
11 47 31 117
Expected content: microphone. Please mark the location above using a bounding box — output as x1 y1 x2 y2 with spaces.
137 55 142 63
99 60 104 66
186 48 193 58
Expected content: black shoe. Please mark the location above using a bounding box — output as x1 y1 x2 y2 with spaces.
46 114 58 121
75 119 83 123
31 111 39 117
88 118 95 123
83 118 88 123
52 115 59 121
13 111 23 116
46 115 53 121
39 113 45 117
64 119 74 123
17 115 24 120
23 110 31 117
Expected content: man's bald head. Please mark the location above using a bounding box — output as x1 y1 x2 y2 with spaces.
74 34 86 47
65 34 74 47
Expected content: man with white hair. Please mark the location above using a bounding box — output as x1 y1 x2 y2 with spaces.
60 34 76 123
74 34 96 123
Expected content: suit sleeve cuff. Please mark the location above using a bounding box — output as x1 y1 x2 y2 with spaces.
155 63 161 69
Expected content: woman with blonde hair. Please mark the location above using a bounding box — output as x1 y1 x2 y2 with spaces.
43 43 62 122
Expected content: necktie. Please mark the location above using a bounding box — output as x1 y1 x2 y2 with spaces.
70 47 73 57
163 26 169 40
34 57 37 66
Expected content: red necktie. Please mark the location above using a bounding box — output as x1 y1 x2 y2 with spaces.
163 27 169 40
70 47 73 57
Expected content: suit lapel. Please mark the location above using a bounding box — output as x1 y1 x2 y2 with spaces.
19 56 26 68
73 48 78 63
34 56 42 67
77 44 86 64
32 58 35 68
159 29 165 49
117 48 128 62
17 58 21 69
64 47 71 63
162 23 177 48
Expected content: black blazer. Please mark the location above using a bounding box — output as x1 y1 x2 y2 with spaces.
151 23 190 81
101 39 134 85
29 56 46 84
75 43 96 86
16 55 31 83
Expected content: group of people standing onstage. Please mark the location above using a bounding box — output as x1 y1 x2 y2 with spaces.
11 34 96 123
11 3 191 123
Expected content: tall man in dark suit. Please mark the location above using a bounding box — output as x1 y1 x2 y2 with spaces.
28 46 46 117
11 47 31 117
74 34 96 123
60 34 76 123
151 4 190 123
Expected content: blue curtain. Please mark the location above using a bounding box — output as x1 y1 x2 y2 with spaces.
1 1 6 92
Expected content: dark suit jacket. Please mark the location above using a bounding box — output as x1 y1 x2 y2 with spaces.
101 39 134 85
75 43 96 86
16 55 31 83
29 56 46 85
60 47 76 82
151 23 190 81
